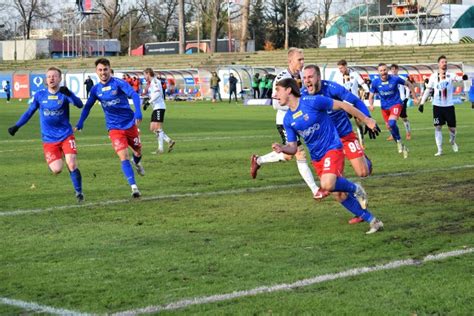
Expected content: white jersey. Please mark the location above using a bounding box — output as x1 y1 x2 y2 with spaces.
396 76 410 100
272 69 302 125
333 69 368 97
148 77 166 110
424 71 463 107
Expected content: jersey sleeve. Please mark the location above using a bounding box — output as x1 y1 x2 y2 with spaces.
76 86 98 129
66 92 84 109
369 80 377 94
426 75 436 89
117 78 142 120
15 96 40 128
283 114 297 143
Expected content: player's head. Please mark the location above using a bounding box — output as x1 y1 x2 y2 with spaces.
390 63 399 75
438 55 447 71
303 64 322 95
337 59 348 75
144 68 155 81
95 58 112 84
46 66 62 90
274 78 301 105
377 63 388 81
287 47 304 73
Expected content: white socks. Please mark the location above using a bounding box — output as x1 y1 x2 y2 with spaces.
155 129 171 151
435 128 443 152
257 151 286 165
449 130 456 144
296 159 319 195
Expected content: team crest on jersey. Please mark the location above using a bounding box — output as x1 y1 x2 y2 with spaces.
111 90 117 95
303 114 309 121
102 86 112 92
292 110 303 119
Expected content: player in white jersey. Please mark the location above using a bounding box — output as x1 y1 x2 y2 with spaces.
334 59 370 146
419 55 468 156
390 64 412 140
250 48 327 200
143 68 175 154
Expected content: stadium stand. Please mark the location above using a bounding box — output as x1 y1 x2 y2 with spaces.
0 43 473 71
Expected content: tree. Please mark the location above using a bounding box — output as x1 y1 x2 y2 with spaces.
248 0 266 51
239 0 250 52
266 0 305 49
96 0 125 39
9 0 56 39
138 0 178 42
178 0 186 54
210 0 222 53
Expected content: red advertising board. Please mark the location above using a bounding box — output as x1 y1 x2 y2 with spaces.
13 74 30 99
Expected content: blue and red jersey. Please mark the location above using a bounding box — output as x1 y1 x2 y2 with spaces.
283 95 342 162
14 89 83 143
77 77 141 131
370 75 406 110
301 80 370 138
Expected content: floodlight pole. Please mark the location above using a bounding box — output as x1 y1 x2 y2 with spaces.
284 0 288 49
14 21 17 61
128 13 132 56
228 0 232 52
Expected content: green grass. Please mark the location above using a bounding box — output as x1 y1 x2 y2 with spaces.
0 98 473 315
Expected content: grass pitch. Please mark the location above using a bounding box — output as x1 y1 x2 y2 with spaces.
0 99 473 315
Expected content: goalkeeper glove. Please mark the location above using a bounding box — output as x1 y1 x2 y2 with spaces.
364 124 381 140
8 125 19 136
59 86 72 97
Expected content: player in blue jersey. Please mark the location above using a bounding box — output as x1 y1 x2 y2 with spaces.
75 58 144 198
7 67 85 202
272 78 384 234
302 64 381 224
368 63 418 159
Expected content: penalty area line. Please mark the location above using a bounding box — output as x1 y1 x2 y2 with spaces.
112 247 474 315
1 164 473 217
0 297 92 316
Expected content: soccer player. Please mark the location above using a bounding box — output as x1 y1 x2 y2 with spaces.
419 55 468 156
7 67 85 202
369 63 419 159
250 48 326 200
390 64 412 140
334 59 370 145
302 64 381 224
272 78 384 234
75 58 144 198
143 67 175 154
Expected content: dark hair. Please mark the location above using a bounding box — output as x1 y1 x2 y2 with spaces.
47 66 62 76
390 64 399 69
438 55 447 62
95 58 111 67
337 59 347 66
275 78 301 97
377 63 387 68
304 64 321 77
144 68 155 77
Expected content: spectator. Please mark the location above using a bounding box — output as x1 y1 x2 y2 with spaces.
228 73 238 103
210 71 222 102
84 76 94 98
252 73 260 98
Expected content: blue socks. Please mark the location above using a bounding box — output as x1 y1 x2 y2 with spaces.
69 168 82 193
341 195 374 222
388 119 401 141
334 177 357 193
121 160 136 185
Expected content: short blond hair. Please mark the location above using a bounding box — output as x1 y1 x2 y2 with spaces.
47 66 62 76
288 47 303 58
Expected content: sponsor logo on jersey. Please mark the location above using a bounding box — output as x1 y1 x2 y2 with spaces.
297 123 320 138
48 95 58 100
43 108 64 116
101 98 121 107
292 110 303 119
102 86 112 92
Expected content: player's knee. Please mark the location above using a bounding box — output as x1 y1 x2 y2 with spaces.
50 167 62 175
356 167 369 178
295 149 306 160
320 179 335 192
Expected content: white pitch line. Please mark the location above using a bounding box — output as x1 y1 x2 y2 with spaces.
1 164 473 217
112 248 474 315
0 297 92 316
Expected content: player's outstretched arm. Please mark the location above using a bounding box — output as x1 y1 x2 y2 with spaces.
334 100 376 131
75 96 96 131
63 89 84 109
8 98 40 135
404 80 419 105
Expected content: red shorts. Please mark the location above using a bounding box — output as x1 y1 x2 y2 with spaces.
381 104 402 124
43 134 77 165
341 132 365 160
312 149 345 177
109 125 142 153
